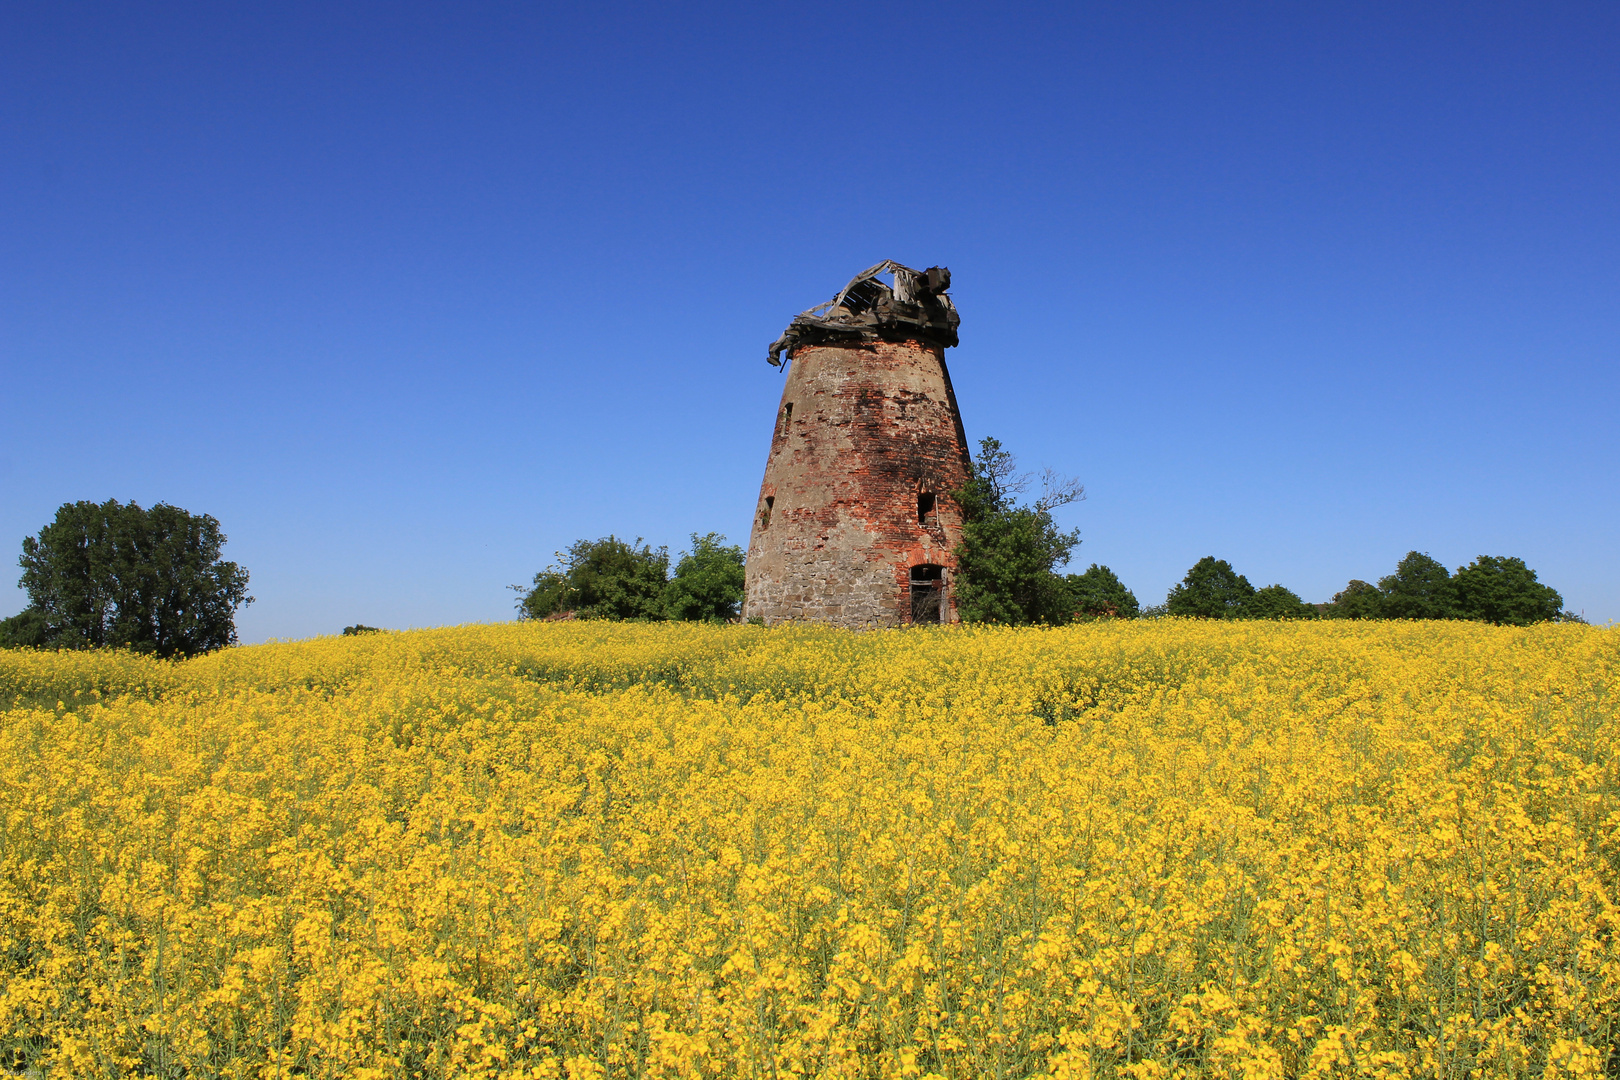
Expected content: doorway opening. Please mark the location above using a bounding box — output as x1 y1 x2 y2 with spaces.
909 564 943 624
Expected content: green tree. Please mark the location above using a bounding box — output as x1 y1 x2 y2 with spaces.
663 533 746 621
1242 583 1318 620
1062 563 1139 619
1453 555 1563 626
951 437 1084 625
1165 557 1255 619
1378 551 1459 620
1322 579 1384 619
11 499 253 657
517 536 669 621
0 608 52 648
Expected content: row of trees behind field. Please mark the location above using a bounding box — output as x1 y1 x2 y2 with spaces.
506 539 1571 628
514 437 1573 628
949 437 1574 626
1156 552 1572 626
1 449 1578 657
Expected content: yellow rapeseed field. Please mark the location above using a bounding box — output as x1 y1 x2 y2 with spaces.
1 620 1616 1079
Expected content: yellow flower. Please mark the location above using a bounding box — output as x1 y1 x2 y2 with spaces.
0 619 1615 1075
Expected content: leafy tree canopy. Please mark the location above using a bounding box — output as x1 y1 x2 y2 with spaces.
1323 579 1384 620
1325 553 1567 624
663 533 746 622
1453 555 1563 626
1063 564 1140 620
518 536 670 621
1243 583 1318 620
1378 551 1459 620
342 624 385 636
0 608 51 649
951 437 1084 625
9 499 253 657
1166 557 1255 619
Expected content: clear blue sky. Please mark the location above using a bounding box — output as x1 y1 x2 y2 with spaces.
3 2 1616 637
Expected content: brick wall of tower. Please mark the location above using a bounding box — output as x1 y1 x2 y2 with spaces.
743 339 973 628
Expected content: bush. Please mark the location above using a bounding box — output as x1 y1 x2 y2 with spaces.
662 533 746 622
1063 564 1139 619
518 537 670 621
518 533 747 623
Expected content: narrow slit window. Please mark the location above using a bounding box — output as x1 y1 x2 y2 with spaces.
917 491 936 525
779 403 793 436
761 495 774 529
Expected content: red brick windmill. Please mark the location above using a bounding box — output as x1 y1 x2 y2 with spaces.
744 262 973 627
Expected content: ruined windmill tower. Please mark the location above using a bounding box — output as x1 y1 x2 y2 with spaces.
744 261 972 627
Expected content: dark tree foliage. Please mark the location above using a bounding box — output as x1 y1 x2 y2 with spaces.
11 499 253 657
1243 583 1318 620
0 608 51 648
1323 554 1566 624
1063 564 1139 620
953 510 1073 625
1378 551 1459 620
951 437 1084 625
342 624 384 636
1453 555 1563 626
1323 580 1385 620
662 533 746 622
518 536 670 621
1165 557 1255 619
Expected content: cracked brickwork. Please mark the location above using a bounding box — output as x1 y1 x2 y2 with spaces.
744 339 972 628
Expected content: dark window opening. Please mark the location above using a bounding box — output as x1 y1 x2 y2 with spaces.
909 564 943 624
761 495 774 529
779 402 793 436
917 491 936 525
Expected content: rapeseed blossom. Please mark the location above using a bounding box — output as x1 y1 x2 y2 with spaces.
1 620 1616 1077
